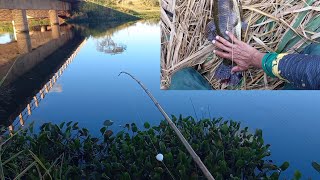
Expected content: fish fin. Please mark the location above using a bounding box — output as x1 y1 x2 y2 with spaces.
229 72 242 86
205 20 217 42
214 63 232 81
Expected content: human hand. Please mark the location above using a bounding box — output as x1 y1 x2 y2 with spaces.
212 31 266 73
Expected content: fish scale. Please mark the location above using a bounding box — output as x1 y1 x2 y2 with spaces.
205 0 243 87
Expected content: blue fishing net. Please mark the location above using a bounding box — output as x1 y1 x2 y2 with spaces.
169 67 212 90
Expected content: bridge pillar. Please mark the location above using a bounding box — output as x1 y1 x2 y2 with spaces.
11 10 29 33
49 10 60 39
41 25 47 32
11 10 32 53
16 32 32 54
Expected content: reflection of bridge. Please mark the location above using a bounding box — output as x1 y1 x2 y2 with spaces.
0 26 76 85
0 0 86 132
7 39 87 134
0 29 86 131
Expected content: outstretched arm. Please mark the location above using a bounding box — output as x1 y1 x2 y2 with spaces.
213 31 320 90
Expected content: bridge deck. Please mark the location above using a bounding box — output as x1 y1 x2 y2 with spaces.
0 0 71 11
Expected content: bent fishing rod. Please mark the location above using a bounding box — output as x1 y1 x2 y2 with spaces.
119 71 215 180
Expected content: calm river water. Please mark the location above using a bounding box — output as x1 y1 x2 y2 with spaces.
0 20 320 178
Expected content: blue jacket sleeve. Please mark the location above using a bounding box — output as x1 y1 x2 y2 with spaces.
277 54 320 90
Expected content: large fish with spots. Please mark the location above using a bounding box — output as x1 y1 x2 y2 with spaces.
205 0 243 86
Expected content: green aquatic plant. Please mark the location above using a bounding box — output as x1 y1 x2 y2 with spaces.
0 117 289 179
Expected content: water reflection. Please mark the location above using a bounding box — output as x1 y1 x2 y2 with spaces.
51 24 61 39
50 83 63 93
71 19 156 38
0 20 150 128
0 19 159 129
0 33 15 44
0 24 86 128
0 25 75 85
1 19 319 178
96 37 126 55
16 32 32 53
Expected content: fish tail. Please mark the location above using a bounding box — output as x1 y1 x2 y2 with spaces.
214 62 243 86
229 71 242 86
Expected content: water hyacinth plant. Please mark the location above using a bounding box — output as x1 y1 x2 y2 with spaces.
0 116 300 179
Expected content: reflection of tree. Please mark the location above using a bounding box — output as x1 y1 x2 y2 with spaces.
139 18 160 26
96 37 127 55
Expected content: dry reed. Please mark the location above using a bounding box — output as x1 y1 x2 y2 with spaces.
160 0 320 90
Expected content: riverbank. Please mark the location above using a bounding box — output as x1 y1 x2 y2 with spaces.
68 1 139 24
68 0 159 24
80 0 160 19
0 1 159 34
107 1 160 19
0 22 13 33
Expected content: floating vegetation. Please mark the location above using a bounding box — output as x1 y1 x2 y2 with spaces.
119 71 214 179
0 117 295 179
160 0 320 90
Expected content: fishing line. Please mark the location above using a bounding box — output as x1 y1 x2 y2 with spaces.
0 27 43 87
231 28 234 68
1 26 50 87
207 105 212 120
136 111 158 153
189 97 199 121
120 72 215 179
0 41 27 87
135 111 176 180
0 35 31 131
226 16 235 67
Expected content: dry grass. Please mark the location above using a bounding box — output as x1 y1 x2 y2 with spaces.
160 0 320 90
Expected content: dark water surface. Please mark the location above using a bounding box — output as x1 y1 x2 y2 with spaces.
0 20 320 178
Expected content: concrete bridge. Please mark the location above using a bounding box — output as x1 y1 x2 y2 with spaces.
0 0 72 11
0 0 78 54
0 9 70 21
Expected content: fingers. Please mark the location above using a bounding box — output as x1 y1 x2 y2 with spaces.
212 40 232 53
214 49 232 59
216 35 235 48
226 31 240 44
231 66 246 73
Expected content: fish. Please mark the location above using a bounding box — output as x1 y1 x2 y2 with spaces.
205 0 243 87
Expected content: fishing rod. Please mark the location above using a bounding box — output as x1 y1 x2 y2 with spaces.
119 71 215 180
